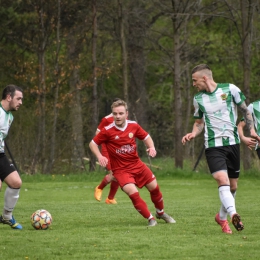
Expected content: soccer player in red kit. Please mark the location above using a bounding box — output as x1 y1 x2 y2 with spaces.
89 99 176 226
94 112 120 204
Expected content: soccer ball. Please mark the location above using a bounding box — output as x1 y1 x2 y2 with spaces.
31 209 52 230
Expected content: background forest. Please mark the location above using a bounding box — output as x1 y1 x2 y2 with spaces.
0 0 260 174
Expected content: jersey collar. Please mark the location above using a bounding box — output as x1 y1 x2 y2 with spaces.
0 102 10 114
114 120 128 131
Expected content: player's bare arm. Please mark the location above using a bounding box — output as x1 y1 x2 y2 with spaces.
89 141 108 167
143 136 157 157
182 119 204 145
237 120 257 150
238 102 260 142
239 102 254 131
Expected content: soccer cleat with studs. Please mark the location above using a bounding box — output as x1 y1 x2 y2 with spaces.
156 212 176 223
0 215 22 229
148 218 157 227
105 198 117 204
215 213 232 234
94 186 103 201
231 213 244 231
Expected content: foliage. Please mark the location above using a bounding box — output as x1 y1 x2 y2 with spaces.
0 0 260 172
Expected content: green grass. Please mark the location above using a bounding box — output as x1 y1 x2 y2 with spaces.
0 171 260 260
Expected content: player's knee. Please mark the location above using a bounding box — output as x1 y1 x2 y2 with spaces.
230 182 237 192
230 187 237 193
123 184 137 196
149 184 160 194
10 178 22 189
146 179 158 192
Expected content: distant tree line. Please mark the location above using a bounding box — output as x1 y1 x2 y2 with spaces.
0 0 259 174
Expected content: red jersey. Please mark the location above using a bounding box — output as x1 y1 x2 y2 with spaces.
92 120 149 171
96 113 114 170
97 113 113 132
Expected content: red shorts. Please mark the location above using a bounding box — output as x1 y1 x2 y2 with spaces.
113 162 155 188
101 144 111 171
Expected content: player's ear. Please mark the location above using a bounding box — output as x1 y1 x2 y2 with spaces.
202 75 208 82
6 94 12 101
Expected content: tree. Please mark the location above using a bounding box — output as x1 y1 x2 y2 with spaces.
89 0 98 171
240 0 255 170
171 0 184 168
45 0 61 173
224 0 259 170
127 1 148 131
0 0 260 174
30 0 56 174
118 0 129 102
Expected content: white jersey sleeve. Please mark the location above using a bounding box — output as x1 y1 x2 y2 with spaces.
193 94 203 119
229 84 245 105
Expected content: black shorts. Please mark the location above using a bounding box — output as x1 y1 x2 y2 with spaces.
0 153 16 181
205 144 240 178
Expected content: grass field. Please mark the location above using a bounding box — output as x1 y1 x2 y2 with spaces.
0 170 259 260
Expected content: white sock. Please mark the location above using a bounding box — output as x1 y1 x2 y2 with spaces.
156 209 164 214
148 214 154 220
3 187 20 219
219 204 227 220
219 190 236 220
218 186 236 218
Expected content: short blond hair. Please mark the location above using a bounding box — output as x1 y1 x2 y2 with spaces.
111 99 128 111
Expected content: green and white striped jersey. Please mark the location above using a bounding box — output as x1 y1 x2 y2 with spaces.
0 103 13 153
247 100 260 136
193 83 246 148
241 100 260 150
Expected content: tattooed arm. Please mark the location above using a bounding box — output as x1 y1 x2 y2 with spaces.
182 119 204 145
238 102 260 142
237 120 257 150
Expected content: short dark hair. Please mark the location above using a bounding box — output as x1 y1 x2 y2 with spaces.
191 64 211 74
2 85 23 100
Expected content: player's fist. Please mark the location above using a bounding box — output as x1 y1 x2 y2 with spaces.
182 133 195 144
98 156 108 167
147 147 156 157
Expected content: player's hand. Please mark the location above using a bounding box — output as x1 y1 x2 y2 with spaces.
250 129 260 143
0 180 2 191
146 147 156 157
242 137 257 150
97 156 108 167
182 133 195 145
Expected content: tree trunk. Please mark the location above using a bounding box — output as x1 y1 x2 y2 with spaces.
184 63 192 158
241 0 253 170
30 3 47 174
66 30 86 170
46 0 61 174
118 0 128 103
69 67 86 168
172 0 183 168
128 2 148 130
89 0 98 171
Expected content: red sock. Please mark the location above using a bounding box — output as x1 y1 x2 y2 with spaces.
108 181 119 200
98 174 110 189
150 185 164 214
129 192 151 219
